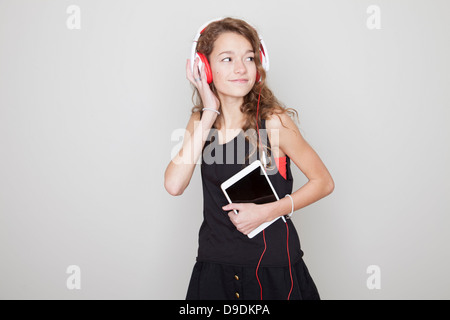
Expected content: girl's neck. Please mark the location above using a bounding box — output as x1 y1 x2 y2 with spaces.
218 96 245 130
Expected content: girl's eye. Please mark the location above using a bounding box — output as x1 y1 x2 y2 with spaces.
222 57 254 62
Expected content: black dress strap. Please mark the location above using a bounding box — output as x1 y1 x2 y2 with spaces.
260 118 266 129
258 118 272 158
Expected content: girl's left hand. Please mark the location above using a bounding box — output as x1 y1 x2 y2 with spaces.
222 203 271 235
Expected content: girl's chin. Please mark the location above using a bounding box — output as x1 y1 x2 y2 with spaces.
216 87 253 99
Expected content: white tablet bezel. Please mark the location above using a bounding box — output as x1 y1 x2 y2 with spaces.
220 160 286 238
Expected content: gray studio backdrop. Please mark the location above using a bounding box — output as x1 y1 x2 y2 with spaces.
0 0 449 299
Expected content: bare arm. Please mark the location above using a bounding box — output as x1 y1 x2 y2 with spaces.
164 58 220 196
265 112 335 218
164 111 216 196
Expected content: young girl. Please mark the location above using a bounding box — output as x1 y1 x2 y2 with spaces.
164 17 334 300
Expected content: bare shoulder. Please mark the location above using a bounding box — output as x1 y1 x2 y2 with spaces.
264 112 297 158
265 111 305 158
265 111 300 136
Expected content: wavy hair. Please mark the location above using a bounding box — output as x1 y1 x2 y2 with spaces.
191 17 299 164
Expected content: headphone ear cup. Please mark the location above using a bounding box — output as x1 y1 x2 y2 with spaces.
256 51 264 82
196 53 213 84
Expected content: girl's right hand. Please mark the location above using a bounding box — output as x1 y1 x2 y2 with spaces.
186 58 220 112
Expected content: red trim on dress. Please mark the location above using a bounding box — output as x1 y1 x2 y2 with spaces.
275 156 287 180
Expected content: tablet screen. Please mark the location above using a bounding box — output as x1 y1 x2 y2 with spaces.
224 166 277 205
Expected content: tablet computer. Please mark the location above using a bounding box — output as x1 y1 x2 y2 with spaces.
221 160 286 238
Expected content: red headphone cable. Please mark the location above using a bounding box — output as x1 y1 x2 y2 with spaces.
255 229 266 300
255 85 266 300
286 222 293 300
255 86 293 300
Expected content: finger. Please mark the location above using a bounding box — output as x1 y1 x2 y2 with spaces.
223 203 240 211
187 58 201 85
200 62 208 85
237 223 252 236
192 58 201 81
229 211 239 218
186 59 193 80
229 210 241 221
186 59 197 84
228 212 236 225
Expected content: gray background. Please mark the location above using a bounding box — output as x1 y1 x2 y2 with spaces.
0 0 449 299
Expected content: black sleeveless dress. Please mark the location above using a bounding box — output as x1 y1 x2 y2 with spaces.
186 120 320 300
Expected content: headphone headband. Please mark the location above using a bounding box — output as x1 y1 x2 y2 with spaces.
190 18 270 78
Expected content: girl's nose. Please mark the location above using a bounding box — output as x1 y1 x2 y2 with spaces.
234 59 247 74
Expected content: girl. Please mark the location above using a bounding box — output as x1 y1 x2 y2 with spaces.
164 17 334 300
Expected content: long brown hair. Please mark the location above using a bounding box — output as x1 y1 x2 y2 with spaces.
191 17 299 163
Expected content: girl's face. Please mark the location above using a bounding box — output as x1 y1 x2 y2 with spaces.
209 32 257 101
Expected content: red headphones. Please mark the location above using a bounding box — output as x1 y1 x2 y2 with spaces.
190 18 270 84
195 52 214 84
